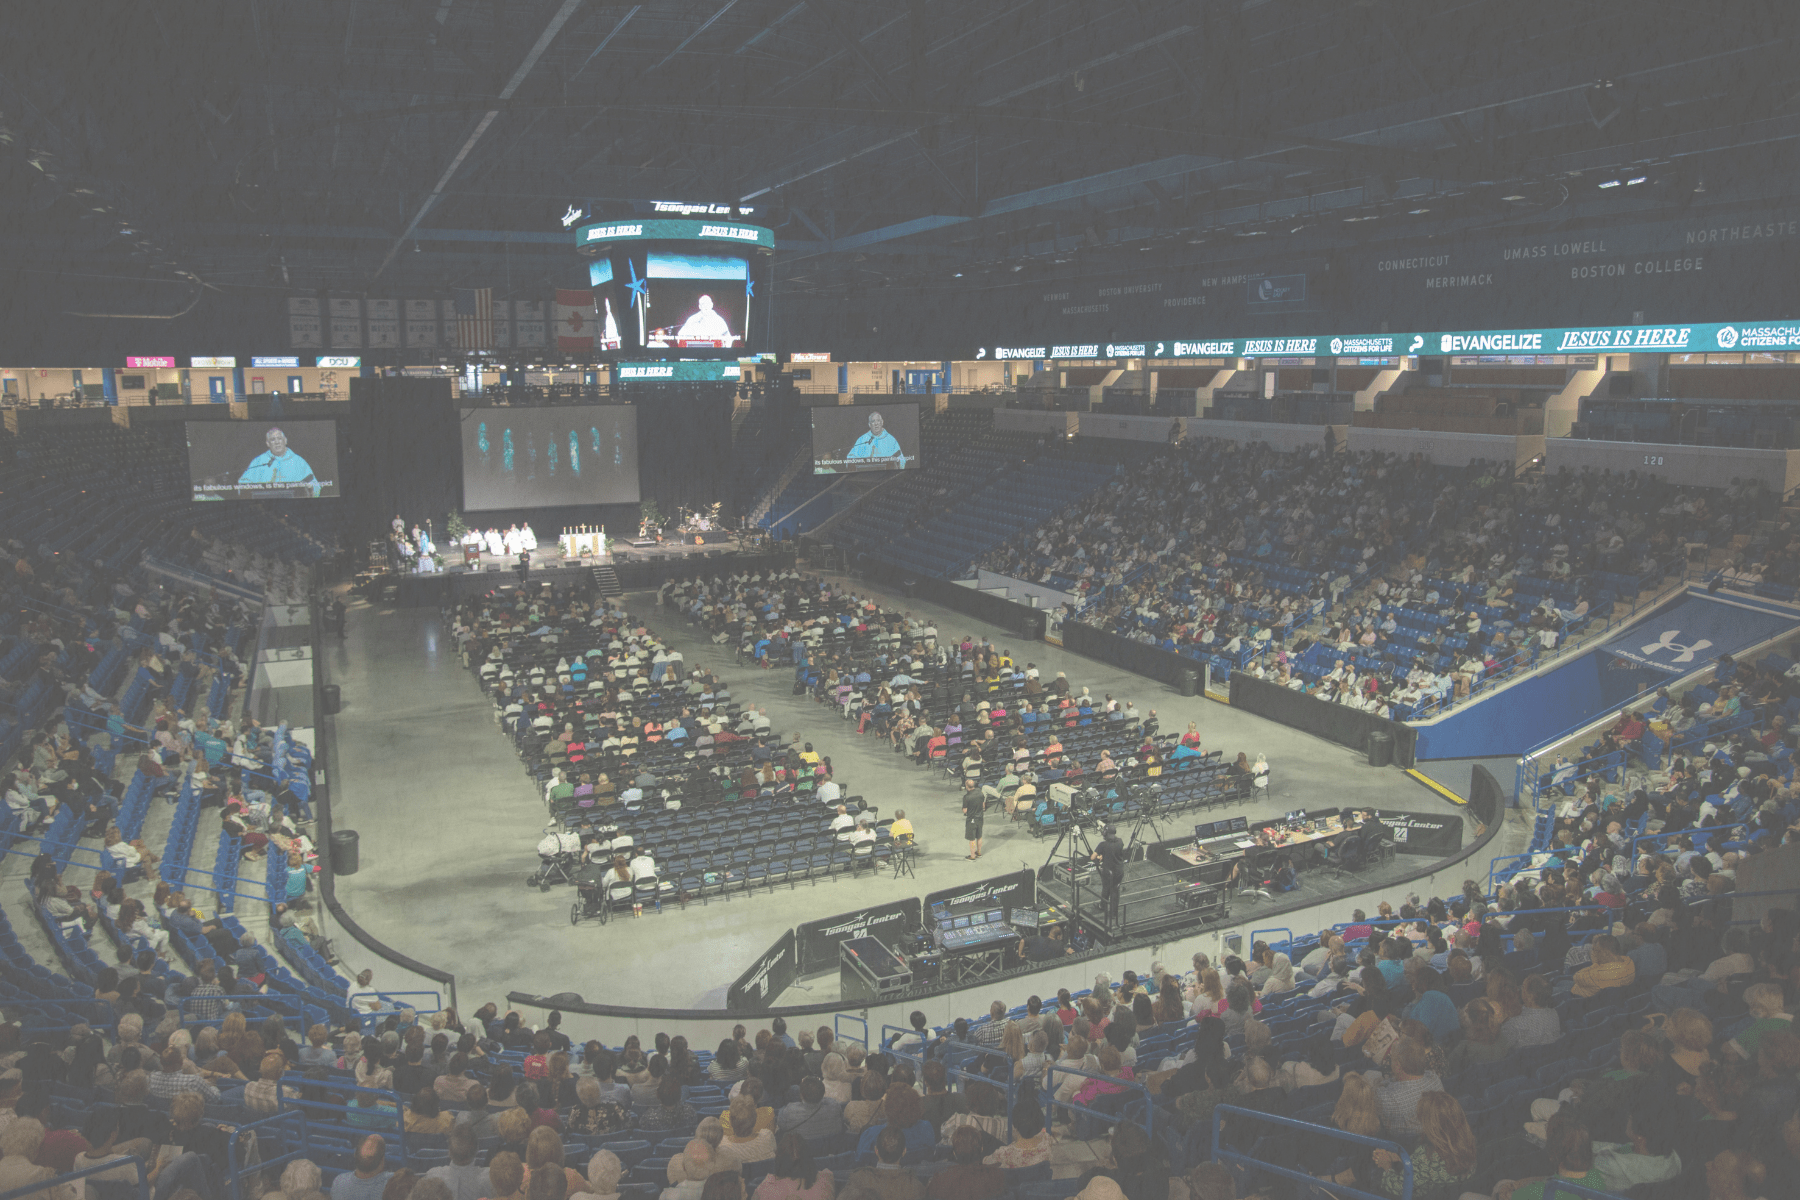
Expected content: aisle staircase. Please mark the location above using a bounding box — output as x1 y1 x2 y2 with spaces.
592 563 622 597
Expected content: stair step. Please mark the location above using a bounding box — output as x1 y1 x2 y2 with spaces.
592 565 623 597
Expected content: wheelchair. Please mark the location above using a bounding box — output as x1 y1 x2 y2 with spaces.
571 866 634 925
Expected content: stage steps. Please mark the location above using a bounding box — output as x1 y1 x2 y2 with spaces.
592 564 622 597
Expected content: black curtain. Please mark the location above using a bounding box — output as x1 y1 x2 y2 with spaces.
345 377 460 543
631 384 734 514
1469 765 1504 828
1228 674 1418 768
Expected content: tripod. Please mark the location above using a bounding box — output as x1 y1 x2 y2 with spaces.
1123 783 1166 858
1042 810 1099 923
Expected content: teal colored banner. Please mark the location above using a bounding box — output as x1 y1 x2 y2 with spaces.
989 318 1800 361
613 360 742 382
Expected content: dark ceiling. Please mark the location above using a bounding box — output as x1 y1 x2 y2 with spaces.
3 0 1797 310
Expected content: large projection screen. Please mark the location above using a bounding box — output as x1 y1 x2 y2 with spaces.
187 420 341 500
461 406 640 510
811 404 921 474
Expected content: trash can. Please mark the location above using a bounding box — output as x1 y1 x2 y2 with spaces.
1367 730 1394 768
330 829 360 876
322 684 341 715
1178 667 1199 697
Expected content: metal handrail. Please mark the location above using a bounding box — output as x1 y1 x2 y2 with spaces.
1543 1179 1633 1200
228 1110 310 1200
1042 1060 1153 1139
1210 1105 1411 1200
883 1024 1021 1140
1628 821 1750 861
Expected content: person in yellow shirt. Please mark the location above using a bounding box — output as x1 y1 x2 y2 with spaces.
1569 936 1637 998
889 810 914 843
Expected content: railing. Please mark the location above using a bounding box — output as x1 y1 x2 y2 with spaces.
1249 928 1294 955
229 1110 309 1200
162 859 270 910
1043 1060 1153 1140
1628 822 1748 861
1544 1180 1633 1200
834 1013 868 1051
1211 1106 1411 1200
883 1024 1021 1140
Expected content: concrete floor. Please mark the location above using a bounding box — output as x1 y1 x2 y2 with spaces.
322 572 1473 1012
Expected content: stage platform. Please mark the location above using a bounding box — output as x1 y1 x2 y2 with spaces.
377 544 797 605
1037 805 1463 944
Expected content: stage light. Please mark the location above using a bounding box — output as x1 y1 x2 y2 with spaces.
1500 195 1525 202
1625 176 1647 186
1597 180 1621 189
1408 207 1431 215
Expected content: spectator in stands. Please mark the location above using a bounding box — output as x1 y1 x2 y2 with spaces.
485 1155 525 1200
245 1051 298 1114
1366 1038 1441 1137
424 1127 486 1200
1304 1071 1381 1187
925 1127 1002 1200
1444 998 1509 1076
755 1135 834 1200
716 1095 776 1169
1500 974 1560 1049
667 1121 734 1199
844 1126 923 1200
1488 1115 1605 1200
1402 967 1458 1043
1370 1092 1475 1200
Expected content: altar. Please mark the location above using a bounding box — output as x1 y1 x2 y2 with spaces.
560 527 607 558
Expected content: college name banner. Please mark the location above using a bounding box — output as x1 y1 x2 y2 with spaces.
985 317 1800 362
366 299 400 349
287 296 322 349
328 297 363 349
514 300 547 348
404 298 439 349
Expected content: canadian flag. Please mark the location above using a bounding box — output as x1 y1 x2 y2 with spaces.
555 289 596 350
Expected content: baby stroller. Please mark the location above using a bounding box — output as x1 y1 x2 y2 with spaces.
529 828 583 891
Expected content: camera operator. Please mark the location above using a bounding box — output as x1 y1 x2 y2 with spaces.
1089 822 1126 921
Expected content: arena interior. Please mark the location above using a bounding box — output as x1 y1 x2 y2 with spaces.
4 4 1800 1199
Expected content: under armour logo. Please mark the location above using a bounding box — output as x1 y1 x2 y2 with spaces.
1640 630 1712 663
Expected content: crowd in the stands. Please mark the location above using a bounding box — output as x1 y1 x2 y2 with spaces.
4 809 1793 1200
977 442 1779 716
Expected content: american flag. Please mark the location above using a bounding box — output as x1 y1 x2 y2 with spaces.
454 288 494 349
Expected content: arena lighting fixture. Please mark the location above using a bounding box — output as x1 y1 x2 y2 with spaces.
1597 179 1622 189
1500 195 1526 202
1408 207 1431 215
1625 176 1648 186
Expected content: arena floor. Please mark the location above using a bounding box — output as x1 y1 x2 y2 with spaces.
320 573 1486 1011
